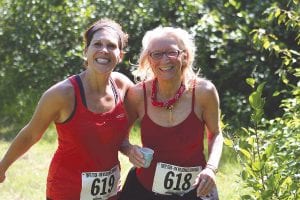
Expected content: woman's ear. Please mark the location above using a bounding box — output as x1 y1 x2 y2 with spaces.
118 51 125 63
182 51 188 66
184 51 189 60
83 48 88 60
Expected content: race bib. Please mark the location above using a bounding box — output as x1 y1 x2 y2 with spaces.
152 162 202 196
80 165 120 200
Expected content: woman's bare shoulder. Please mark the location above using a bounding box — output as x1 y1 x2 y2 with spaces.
111 72 134 88
194 78 219 103
195 77 214 89
127 81 145 100
42 78 74 104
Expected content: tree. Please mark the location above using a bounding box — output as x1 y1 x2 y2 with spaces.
0 0 298 133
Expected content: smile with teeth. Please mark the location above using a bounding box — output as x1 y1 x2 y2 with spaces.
159 66 174 71
96 58 110 64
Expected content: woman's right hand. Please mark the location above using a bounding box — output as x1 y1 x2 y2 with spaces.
0 174 5 183
128 145 145 168
0 162 6 183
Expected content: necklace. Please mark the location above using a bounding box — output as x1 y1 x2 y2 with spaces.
151 78 186 123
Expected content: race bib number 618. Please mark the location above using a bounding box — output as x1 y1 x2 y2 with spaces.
152 162 201 196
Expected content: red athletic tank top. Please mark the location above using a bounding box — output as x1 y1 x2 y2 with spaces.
136 81 206 191
46 75 128 200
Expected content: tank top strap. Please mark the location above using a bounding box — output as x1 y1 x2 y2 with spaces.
192 79 196 112
142 81 147 114
68 75 85 107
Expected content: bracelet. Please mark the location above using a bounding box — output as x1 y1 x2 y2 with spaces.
205 164 218 174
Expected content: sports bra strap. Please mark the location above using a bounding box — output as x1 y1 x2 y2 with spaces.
69 75 120 108
109 77 120 104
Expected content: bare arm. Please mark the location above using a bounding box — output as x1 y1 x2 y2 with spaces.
0 82 71 183
196 80 223 197
119 83 145 168
203 83 223 170
119 84 140 155
112 72 136 156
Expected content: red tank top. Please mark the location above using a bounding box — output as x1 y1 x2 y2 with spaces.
46 75 128 200
136 81 206 191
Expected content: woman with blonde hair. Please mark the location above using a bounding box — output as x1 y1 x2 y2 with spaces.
120 26 223 200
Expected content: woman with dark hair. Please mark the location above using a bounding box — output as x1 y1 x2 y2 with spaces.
0 18 133 200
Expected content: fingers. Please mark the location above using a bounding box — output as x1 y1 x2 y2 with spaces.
0 165 6 183
0 174 5 183
196 168 216 197
197 177 215 197
128 146 145 168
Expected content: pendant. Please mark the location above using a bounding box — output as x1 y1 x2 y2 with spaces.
167 105 174 123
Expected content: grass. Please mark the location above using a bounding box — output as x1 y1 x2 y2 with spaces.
0 124 246 199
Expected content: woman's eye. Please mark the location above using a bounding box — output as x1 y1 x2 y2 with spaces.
167 51 178 57
94 42 102 47
151 52 163 58
107 43 117 50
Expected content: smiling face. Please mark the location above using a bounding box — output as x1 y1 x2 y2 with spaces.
148 36 186 81
85 29 123 74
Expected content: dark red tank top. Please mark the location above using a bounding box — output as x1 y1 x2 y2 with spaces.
46 75 128 199
136 81 206 191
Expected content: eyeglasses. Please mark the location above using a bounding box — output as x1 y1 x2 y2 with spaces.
149 50 184 60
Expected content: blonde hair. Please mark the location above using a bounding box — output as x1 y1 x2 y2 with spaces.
134 26 198 88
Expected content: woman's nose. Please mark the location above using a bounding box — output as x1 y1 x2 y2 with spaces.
98 45 109 53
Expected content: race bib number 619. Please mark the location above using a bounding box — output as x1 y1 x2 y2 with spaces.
80 165 120 200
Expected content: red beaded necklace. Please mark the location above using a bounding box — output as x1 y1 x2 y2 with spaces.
151 78 186 110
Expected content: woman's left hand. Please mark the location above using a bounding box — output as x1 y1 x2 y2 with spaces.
127 145 145 168
194 167 216 197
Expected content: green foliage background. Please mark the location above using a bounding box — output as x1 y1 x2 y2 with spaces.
0 0 299 199
0 0 298 129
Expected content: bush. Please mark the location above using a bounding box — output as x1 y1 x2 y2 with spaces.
224 76 299 200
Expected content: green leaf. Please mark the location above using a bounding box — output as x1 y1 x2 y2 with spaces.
241 194 255 200
246 78 256 88
239 148 251 159
265 144 275 157
247 136 255 145
241 127 250 135
273 91 280 96
224 138 234 147
275 8 281 18
241 170 248 180
281 176 292 188
263 40 270 49
249 82 266 111
257 82 266 93
251 109 264 122
249 92 263 110
252 161 263 171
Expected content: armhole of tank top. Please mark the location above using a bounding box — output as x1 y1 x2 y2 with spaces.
60 98 77 124
58 75 78 124
142 81 147 114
